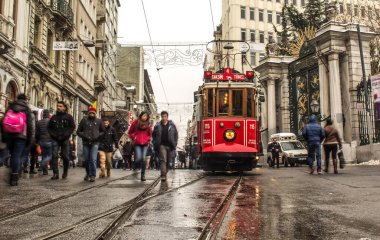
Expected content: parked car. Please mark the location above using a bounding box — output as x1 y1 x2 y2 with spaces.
267 133 308 167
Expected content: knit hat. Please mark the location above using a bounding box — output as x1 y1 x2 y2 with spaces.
88 106 96 114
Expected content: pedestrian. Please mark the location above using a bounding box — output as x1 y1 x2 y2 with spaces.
2 94 33 186
48 101 76 180
36 109 53 175
98 118 118 178
69 138 76 168
76 106 104 182
21 110 36 175
302 114 325 175
152 111 178 181
120 139 133 170
267 138 281 168
128 111 152 181
323 118 342 174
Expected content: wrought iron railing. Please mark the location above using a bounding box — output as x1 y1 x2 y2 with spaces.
51 0 74 24
356 78 380 145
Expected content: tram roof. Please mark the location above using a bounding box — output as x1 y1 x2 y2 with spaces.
202 82 257 88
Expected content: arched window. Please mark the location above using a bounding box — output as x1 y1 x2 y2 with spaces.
31 87 38 106
5 81 18 108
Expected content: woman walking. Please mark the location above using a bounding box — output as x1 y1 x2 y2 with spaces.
128 111 151 181
323 118 342 174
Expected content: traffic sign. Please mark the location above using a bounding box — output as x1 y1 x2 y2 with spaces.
53 41 79 51
210 68 246 81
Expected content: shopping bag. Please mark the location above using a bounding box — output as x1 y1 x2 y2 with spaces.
112 149 123 161
36 144 42 156
338 150 345 169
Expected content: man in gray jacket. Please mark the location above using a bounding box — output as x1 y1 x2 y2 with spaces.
152 111 178 181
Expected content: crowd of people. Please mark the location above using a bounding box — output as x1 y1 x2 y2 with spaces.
0 94 179 186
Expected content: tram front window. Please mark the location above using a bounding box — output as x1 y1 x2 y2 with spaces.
232 90 243 116
218 90 229 115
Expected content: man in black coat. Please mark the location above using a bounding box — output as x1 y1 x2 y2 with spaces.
36 109 52 175
48 101 76 180
98 118 118 177
268 138 281 168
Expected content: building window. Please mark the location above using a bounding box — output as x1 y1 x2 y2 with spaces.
0 0 4 14
250 7 254 20
354 5 358 16
47 30 53 60
293 0 297 5
33 16 41 47
347 4 351 13
269 32 274 42
12 0 18 39
45 95 51 110
301 0 305 6
276 13 281 24
250 30 255 42
5 81 17 108
241 29 246 41
259 31 265 43
241 6 246 19
31 87 38 107
284 0 289 4
250 52 256 66
276 0 280 2
259 10 264 21
361 7 366 17
55 39 61 69
65 51 70 73
268 11 272 23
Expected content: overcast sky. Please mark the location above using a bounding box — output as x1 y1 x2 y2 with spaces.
117 0 222 147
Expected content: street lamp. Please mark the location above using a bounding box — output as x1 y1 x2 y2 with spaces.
310 99 319 114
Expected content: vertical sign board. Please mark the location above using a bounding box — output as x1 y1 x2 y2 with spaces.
371 74 380 130
246 120 257 149
202 120 213 148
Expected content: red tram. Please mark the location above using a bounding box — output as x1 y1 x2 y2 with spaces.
197 68 261 171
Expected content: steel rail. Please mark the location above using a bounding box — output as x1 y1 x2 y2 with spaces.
0 172 139 223
33 173 207 240
197 176 242 240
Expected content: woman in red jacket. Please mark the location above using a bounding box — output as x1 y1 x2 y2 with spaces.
128 111 151 181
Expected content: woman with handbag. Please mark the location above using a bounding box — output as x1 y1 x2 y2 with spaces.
128 111 152 181
323 118 342 174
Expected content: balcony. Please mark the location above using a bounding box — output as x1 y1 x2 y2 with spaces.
51 0 74 25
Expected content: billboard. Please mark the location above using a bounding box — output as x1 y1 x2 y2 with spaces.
53 41 79 50
371 74 380 132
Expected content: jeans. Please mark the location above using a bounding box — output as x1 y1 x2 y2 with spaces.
21 144 31 170
83 144 99 177
134 145 148 177
52 139 70 174
307 142 321 171
40 140 53 170
159 145 171 177
7 139 27 174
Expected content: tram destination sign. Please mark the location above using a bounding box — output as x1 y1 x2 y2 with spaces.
211 68 245 81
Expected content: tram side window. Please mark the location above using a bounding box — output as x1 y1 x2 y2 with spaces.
232 90 243 116
207 89 213 117
218 89 229 115
247 89 253 117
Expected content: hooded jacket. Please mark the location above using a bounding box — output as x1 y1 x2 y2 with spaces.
36 110 51 141
152 120 178 151
302 115 325 144
128 119 152 146
4 99 33 144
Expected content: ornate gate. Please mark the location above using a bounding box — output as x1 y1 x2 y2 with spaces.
289 62 319 137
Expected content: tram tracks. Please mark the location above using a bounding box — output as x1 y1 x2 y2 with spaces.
33 173 206 240
197 175 242 240
0 172 139 223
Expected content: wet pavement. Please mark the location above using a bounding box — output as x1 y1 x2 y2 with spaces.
0 165 379 239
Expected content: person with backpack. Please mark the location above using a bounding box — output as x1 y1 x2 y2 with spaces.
48 101 76 180
2 94 33 186
36 109 52 175
76 106 104 182
302 114 325 175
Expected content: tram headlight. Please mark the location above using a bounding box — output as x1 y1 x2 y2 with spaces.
224 129 236 142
